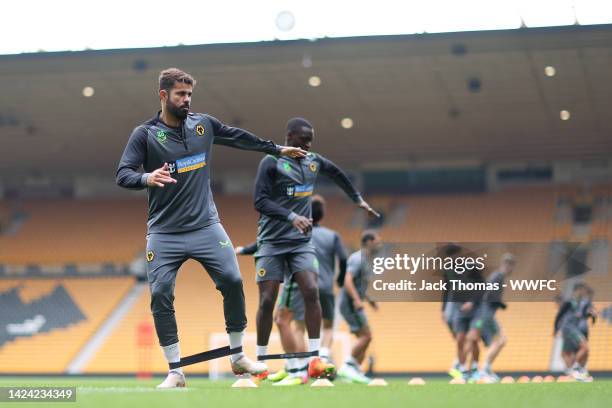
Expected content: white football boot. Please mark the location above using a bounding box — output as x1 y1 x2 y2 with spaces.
156 370 186 389
231 355 268 376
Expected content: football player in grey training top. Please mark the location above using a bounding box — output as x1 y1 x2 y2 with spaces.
116 68 306 388
338 230 381 384
252 117 379 385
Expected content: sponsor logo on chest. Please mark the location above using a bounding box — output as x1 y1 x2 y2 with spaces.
286 184 313 198
167 153 207 174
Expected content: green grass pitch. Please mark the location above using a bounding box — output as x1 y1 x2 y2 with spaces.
0 377 611 408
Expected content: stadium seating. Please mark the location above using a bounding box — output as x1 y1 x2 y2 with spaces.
0 277 134 373
377 187 557 243
0 199 146 264
1 185 611 373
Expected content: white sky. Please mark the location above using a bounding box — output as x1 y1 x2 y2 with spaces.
2 0 612 55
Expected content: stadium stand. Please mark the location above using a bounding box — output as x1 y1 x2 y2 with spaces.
0 199 146 264
377 187 557 243
0 277 134 373
1 184 611 373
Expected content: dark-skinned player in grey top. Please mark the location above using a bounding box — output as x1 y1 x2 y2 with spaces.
252 117 379 385
236 195 348 383
116 68 306 388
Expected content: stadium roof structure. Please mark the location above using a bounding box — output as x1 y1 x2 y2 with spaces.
2 24 612 177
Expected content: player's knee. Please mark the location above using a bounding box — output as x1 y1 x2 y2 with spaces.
260 299 275 313
274 309 291 326
580 341 589 353
259 293 276 314
301 285 319 305
360 328 372 343
150 282 174 310
150 281 173 296
219 273 243 292
499 335 508 347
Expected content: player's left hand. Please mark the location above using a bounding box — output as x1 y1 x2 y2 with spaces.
280 146 307 158
235 246 244 255
357 199 381 218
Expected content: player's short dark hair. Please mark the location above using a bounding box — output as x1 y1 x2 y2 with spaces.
159 68 196 91
312 194 326 223
286 117 313 135
361 229 379 246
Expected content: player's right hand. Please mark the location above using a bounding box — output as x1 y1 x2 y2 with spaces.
147 163 177 188
353 300 365 311
357 198 381 218
280 146 307 158
292 215 312 234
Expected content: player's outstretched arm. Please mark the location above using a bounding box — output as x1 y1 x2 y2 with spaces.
316 154 380 218
209 115 305 158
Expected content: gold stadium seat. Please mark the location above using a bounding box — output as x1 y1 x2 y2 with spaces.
0 277 133 373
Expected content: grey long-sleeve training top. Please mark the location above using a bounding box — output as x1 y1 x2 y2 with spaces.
116 111 281 233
